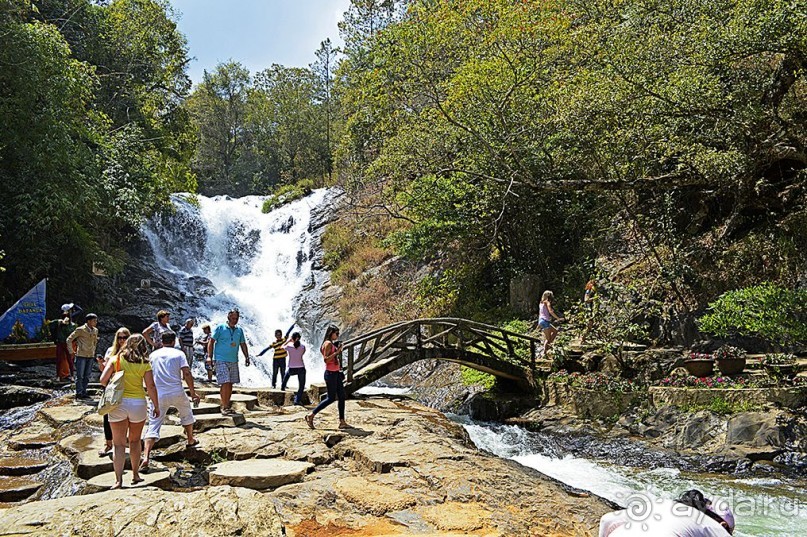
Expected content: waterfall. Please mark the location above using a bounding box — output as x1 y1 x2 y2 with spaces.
141 189 331 387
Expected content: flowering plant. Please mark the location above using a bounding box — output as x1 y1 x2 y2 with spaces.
657 375 758 389
713 345 746 361
760 353 796 366
687 352 713 361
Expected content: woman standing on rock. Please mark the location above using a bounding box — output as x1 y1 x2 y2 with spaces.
281 332 306 405
305 326 350 429
538 290 564 355
100 334 160 489
96 327 131 456
143 310 172 349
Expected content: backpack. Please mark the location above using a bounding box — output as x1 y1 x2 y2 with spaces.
97 356 124 416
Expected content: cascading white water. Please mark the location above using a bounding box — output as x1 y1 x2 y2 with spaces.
141 189 330 388
453 415 807 537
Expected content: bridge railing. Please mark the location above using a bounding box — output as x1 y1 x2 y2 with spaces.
340 318 543 383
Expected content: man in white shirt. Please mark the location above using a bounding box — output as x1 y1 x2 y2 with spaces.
141 331 201 470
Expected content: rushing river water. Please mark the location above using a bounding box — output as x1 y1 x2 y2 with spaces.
142 190 330 387
452 416 807 537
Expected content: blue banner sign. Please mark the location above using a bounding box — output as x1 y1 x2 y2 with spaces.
0 279 47 343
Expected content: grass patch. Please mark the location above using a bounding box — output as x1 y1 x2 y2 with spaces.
680 397 763 415
460 366 496 390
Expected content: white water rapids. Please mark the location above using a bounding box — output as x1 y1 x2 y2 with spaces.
454 416 807 537
142 190 330 388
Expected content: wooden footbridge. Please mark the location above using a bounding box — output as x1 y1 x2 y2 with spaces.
340 318 545 394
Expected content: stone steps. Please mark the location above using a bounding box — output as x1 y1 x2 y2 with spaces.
0 457 48 477
85 468 171 491
204 394 257 412
233 387 308 407
193 413 246 432
208 459 313 490
165 400 221 416
0 476 42 502
8 435 56 451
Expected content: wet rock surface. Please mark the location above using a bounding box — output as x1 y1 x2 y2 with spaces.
0 385 52 409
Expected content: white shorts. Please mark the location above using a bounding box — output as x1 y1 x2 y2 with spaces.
144 391 195 439
108 397 148 423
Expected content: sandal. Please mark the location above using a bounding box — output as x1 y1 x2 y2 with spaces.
338 422 353 430
131 476 144 485
186 439 200 448
98 445 112 457
110 482 122 490
139 459 150 472
305 414 315 429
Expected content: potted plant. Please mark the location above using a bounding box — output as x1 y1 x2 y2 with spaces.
713 345 747 376
683 352 714 377
761 353 797 379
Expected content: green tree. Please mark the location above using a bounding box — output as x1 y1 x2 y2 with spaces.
188 61 254 195
250 64 328 189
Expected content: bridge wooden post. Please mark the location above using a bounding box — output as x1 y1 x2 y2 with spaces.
347 346 354 383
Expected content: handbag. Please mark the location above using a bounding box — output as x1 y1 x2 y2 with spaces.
97 356 124 416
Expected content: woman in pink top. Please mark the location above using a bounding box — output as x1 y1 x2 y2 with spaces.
305 325 351 429
281 332 307 405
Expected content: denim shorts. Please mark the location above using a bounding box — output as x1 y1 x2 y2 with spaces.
538 319 553 330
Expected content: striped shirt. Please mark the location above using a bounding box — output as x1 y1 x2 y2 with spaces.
178 326 195 348
267 340 288 360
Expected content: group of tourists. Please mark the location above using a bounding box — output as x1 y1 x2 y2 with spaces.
58 306 350 488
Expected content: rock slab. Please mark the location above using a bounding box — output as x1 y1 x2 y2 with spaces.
204 393 257 411
193 413 246 432
38 404 94 426
0 485 285 536
209 459 313 490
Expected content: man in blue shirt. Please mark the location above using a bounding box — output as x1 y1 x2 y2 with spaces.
207 308 252 414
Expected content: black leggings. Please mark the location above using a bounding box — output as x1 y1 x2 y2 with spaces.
272 358 286 387
312 370 346 420
103 414 112 442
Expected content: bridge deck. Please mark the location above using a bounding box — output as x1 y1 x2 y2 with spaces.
340 318 545 394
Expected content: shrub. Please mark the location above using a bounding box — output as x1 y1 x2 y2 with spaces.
698 284 807 345
760 353 796 366
261 178 315 213
460 367 496 390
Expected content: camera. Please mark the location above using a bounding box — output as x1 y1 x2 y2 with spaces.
334 340 342 348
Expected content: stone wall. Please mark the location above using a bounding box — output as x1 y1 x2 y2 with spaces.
649 387 807 410
545 382 642 419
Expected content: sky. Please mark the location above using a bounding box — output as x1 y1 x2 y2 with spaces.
168 0 352 84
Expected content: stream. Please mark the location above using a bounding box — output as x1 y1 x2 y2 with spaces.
452 415 807 537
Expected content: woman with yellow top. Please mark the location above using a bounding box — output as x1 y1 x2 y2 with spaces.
100 334 159 489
